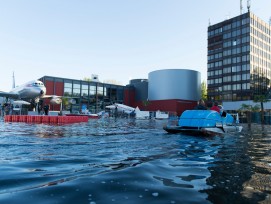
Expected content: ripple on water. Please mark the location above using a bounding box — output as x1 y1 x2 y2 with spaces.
0 120 270 203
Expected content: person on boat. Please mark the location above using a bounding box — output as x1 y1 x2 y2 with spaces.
218 105 227 117
211 101 220 113
194 99 207 110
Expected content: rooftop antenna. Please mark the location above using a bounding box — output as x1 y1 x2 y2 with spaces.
247 0 251 12
208 18 211 26
240 0 243 14
12 71 15 89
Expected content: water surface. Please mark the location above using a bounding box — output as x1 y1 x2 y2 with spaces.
0 118 270 203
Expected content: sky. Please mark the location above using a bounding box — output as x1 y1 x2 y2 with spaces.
0 0 270 91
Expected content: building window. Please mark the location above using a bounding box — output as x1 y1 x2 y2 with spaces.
223 67 231 74
64 82 72 97
242 83 248 90
73 83 80 97
89 85 96 96
223 24 231 31
81 84 88 97
223 76 231 82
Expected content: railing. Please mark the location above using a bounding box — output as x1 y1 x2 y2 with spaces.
238 112 271 125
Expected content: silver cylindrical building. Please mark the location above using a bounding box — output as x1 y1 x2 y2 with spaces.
148 69 201 101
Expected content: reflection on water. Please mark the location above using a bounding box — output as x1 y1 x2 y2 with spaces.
202 124 271 204
241 126 271 204
0 119 270 204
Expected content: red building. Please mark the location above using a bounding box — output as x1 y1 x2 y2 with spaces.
40 69 200 116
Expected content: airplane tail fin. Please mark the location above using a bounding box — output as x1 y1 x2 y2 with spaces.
12 71 15 89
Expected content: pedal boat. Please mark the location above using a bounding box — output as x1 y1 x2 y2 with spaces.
163 110 242 136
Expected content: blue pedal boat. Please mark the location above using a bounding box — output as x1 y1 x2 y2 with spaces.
163 110 242 136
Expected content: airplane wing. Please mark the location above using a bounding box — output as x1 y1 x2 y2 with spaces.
42 95 77 105
42 95 74 99
105 104 116 109
0 91 19 99
42 95 62 99
12 100 31 105
41 95 63 105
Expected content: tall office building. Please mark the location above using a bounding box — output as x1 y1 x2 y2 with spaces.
207 12 271 101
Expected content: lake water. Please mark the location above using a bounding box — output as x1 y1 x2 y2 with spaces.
0 118 270 204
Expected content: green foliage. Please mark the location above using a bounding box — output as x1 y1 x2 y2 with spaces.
253 95 269 103
201 81 207 100
239 104 251 111
62 98 69 106
83 77 92 82
142 100 151 107
253 94 269 124
239 104 260 112
103 79 122 85
251 104 260 112
238 103 260 126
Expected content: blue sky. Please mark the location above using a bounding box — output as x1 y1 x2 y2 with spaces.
0 0 270 91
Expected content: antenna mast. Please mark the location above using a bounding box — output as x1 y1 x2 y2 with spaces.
240 0 243 14
12 71 15 89
247 0 251 12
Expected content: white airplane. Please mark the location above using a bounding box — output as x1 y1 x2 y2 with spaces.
0 80 62 105
105 103 135 114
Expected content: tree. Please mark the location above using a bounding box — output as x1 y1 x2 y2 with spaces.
253 95 269 124
239 103 260 127
201 81 207 100
142 100 151 110
83 77 92 82
103 79 123 85
61 97 70 112
62 97 69 107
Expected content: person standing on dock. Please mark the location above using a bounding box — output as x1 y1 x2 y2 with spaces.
4 103 9 116
38 104 42 115
43 104 49 115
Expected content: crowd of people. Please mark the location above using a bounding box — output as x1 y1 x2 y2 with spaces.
37 104 50 115
0 102 50 117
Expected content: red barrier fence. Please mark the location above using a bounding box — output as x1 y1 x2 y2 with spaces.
4 115 89 124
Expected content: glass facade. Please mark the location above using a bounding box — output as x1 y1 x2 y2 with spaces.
40 76 125 113
207 12 271 101
64 80 72 97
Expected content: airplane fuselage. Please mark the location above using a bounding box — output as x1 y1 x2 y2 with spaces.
0 79 65 106
10 80 46 101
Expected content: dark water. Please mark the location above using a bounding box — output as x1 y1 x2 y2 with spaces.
0 118 270 204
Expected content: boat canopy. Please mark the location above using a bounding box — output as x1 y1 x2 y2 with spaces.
178 110 234 128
